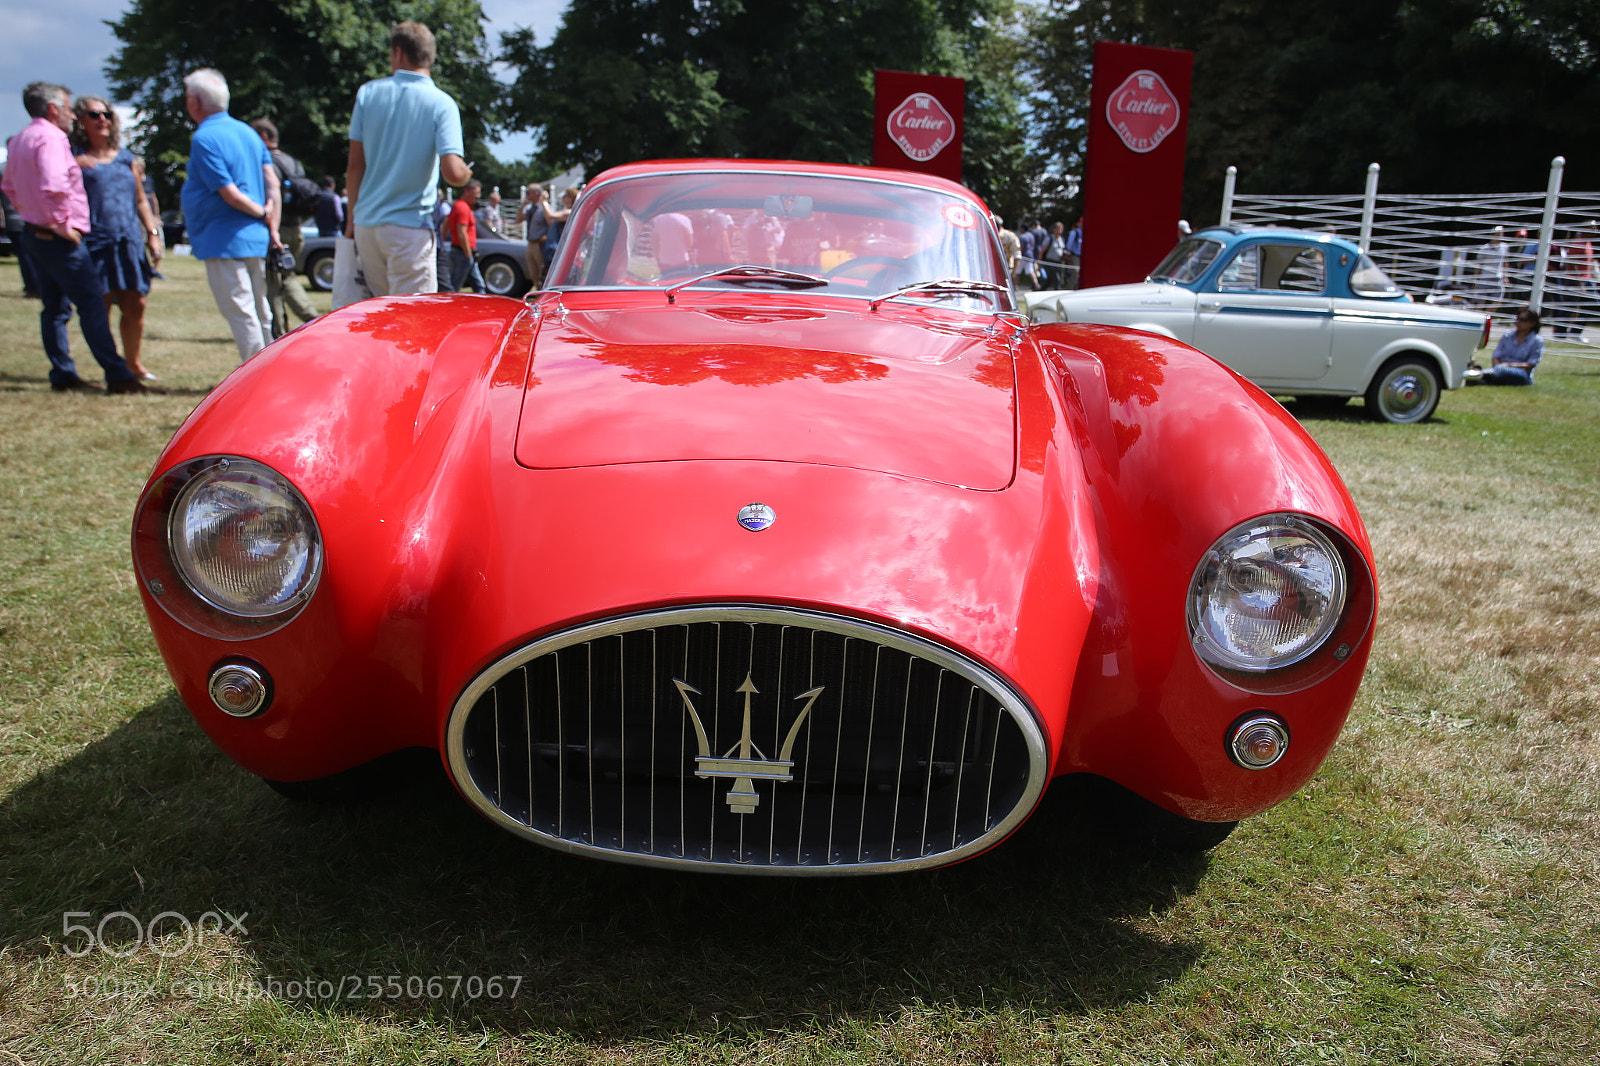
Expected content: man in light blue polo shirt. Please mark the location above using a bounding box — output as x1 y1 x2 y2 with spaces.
181 68 281 361
345 20 471 297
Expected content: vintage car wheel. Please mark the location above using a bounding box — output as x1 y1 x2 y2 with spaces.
1365 355 1441 424
480 255 524 296
305 250 335 292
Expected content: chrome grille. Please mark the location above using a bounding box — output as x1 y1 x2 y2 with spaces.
446 605 1047 874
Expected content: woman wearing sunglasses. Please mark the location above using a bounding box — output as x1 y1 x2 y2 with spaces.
71 97 162 381
1467 306 1544 386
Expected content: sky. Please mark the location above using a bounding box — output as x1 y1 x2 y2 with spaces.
0 0 566 162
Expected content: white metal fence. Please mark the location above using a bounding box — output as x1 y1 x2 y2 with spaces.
1223 158 1600 353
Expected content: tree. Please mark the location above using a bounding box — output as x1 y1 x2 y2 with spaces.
1209 0 1600 196
1027 0 1600 226
498 0 1030 216
105 0 502 203
953 3 1035 223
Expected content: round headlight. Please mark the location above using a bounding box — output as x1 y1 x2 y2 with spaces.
1189 515 1346 673
167 458 321 618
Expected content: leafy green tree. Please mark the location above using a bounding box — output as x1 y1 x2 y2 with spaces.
953 3 1034 223
1211 0 1600 197
1027 0 1600 226
498 0 1030 215
105 0 502 203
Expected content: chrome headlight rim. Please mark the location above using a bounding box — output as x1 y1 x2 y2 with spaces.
166 457 321 618
133 455 323 641
1188 513 1349 676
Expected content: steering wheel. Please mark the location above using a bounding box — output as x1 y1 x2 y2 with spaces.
822 255 916 294
822 255 908 281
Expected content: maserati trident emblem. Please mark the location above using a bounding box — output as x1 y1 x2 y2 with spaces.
736 502 776 531
673 674 824 814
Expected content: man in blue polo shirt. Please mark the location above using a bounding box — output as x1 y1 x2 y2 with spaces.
345 20 471 297
180 68 281 361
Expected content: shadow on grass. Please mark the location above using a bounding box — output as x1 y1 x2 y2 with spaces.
142 333 240 345
1276 397 1380 424
0 370 215 397
1281 397 1469 426
0 695 1210 1038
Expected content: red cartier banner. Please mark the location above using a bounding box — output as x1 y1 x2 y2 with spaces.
1079 42 1194 289
872 70 965 184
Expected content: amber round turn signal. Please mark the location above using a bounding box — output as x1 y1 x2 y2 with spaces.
1228 714 1289 769
208 662 271 718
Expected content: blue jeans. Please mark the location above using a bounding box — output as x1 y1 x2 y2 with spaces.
449 248 485 293
1481 365 1533 385
21 230 133 385
14 241 41 294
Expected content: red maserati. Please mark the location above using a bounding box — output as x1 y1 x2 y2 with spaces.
132 160 1376 874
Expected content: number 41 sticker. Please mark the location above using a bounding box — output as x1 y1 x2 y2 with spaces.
942 204 976 229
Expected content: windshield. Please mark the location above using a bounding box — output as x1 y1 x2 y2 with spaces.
1149 237 1224 283
546 170 1012 310
1349 254 1405 297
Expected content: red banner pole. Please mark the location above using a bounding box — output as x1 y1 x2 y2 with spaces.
1079 42 1194 288
872 70 965 184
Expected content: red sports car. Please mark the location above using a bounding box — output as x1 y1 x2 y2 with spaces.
132 160 1376 874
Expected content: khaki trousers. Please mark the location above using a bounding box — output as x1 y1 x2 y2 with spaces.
267 223 318 337
354 223 437 297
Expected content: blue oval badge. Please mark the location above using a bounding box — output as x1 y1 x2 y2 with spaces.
737 503 776 532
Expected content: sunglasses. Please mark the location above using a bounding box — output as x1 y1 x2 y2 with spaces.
80 109 113 121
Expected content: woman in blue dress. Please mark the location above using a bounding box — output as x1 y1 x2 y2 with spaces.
72 97 163 380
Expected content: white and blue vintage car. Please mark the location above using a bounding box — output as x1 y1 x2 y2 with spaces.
1024 226 1491 423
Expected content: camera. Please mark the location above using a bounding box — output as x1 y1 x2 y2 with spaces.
269 247 297 274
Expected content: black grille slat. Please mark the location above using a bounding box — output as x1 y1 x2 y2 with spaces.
452 609 1042 872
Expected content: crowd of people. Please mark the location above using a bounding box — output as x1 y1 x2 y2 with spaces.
994 216 1083 292
1445 223 1596 336
419 178 576 295
0 19 486 391
0 17 1582 396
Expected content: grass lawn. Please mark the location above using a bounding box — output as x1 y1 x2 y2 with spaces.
1 255 1597 1064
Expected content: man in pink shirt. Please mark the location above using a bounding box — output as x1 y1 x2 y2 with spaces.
1 81 140 393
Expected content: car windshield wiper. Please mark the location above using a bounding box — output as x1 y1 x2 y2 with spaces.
869 277 1009 312
664 265 828 303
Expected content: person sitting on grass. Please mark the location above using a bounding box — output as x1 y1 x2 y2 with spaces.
1468 306 1544 386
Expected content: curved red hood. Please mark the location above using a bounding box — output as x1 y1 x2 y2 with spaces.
514 298 1018 490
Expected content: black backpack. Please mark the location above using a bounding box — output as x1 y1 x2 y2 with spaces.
273 149 321 218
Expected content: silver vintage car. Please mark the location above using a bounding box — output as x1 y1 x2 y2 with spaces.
1024 226 1492 423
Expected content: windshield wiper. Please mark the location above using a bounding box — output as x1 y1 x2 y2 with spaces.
665 265 828 303
868 277 1009 312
